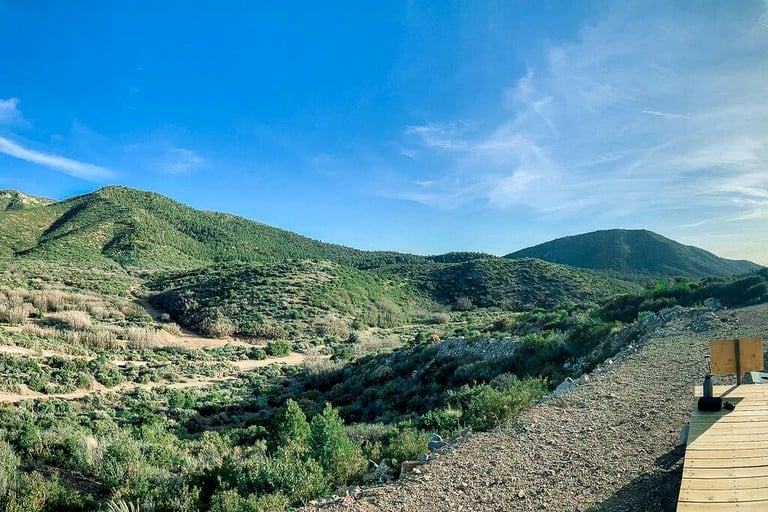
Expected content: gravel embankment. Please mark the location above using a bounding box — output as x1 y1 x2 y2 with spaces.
303 303 768 512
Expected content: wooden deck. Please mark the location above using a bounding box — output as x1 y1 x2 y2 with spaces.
678 384 768 511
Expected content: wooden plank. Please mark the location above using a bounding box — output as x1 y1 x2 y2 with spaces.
678 500 768 511
688 441 768 451
688 426 768 437
689 414 768 424
710 338 764 375
689 433 768 442
683 457 768 469
685 443 768 458
682 475 768 491
690 411 768 419
694 385 768 397
684 466 768 479
678 384 768 511
686 488 768 502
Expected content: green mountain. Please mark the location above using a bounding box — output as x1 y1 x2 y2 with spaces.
0 185 418 270
505 229 762 280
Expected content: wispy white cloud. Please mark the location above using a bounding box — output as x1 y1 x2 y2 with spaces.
0 135 115 180
641 110 692 120
404 121 474 152
153 146 204 174
0 97 27 126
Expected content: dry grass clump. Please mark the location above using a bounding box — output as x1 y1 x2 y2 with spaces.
302 354 345 388
0 303 32 324
0 288 34 324
79 326 118 349
20 323 50 339
21 322 118 350
28 289 67 312
122 326 159 348
161 322 182 336
48 310 92 330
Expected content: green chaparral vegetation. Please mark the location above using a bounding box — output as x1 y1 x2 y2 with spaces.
505 228 762 281
0 186 765 511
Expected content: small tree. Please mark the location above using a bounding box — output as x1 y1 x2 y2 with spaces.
309 404 367 487
272 399 310 452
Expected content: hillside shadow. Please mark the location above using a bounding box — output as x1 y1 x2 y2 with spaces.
585 445 684 512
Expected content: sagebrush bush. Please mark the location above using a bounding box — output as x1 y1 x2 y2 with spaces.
200 313 236 338
313 315 350 339
162 322 182 335
266 340 291 357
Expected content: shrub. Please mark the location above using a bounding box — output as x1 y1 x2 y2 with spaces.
453 296 474 311
248 347 267 360
200 310 236 338
382 423 428 463
3 471 68 512
420 408 462 435
428 312 451 325
162 322 182 335
310 404 367 487
448 379 547 431
266 340 291 357
314 315 350 339
95 435 142 490
234 445 329 506
209 490 252 512
251 321 287 340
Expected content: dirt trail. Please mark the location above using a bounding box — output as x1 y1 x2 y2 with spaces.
133 291 254 349
0 377 234 404
0 289 326 403
0 344 35 356
0 351 315 403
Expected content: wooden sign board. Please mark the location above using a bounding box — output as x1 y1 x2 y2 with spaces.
710 338 764 375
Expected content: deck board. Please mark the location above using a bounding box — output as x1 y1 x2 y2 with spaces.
677 385 768 511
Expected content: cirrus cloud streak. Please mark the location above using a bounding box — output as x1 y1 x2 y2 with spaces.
0 135 115 181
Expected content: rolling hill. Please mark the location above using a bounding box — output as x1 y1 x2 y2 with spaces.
0 186 418 270
505 229 761 281
374 257 639 310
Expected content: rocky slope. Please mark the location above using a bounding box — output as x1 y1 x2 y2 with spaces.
303 302 768 511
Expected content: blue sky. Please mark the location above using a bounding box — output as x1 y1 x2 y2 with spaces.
1 1 767 264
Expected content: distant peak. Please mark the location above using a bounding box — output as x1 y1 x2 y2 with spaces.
0 190 53 210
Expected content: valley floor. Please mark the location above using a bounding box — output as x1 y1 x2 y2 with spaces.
303 303 768 512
